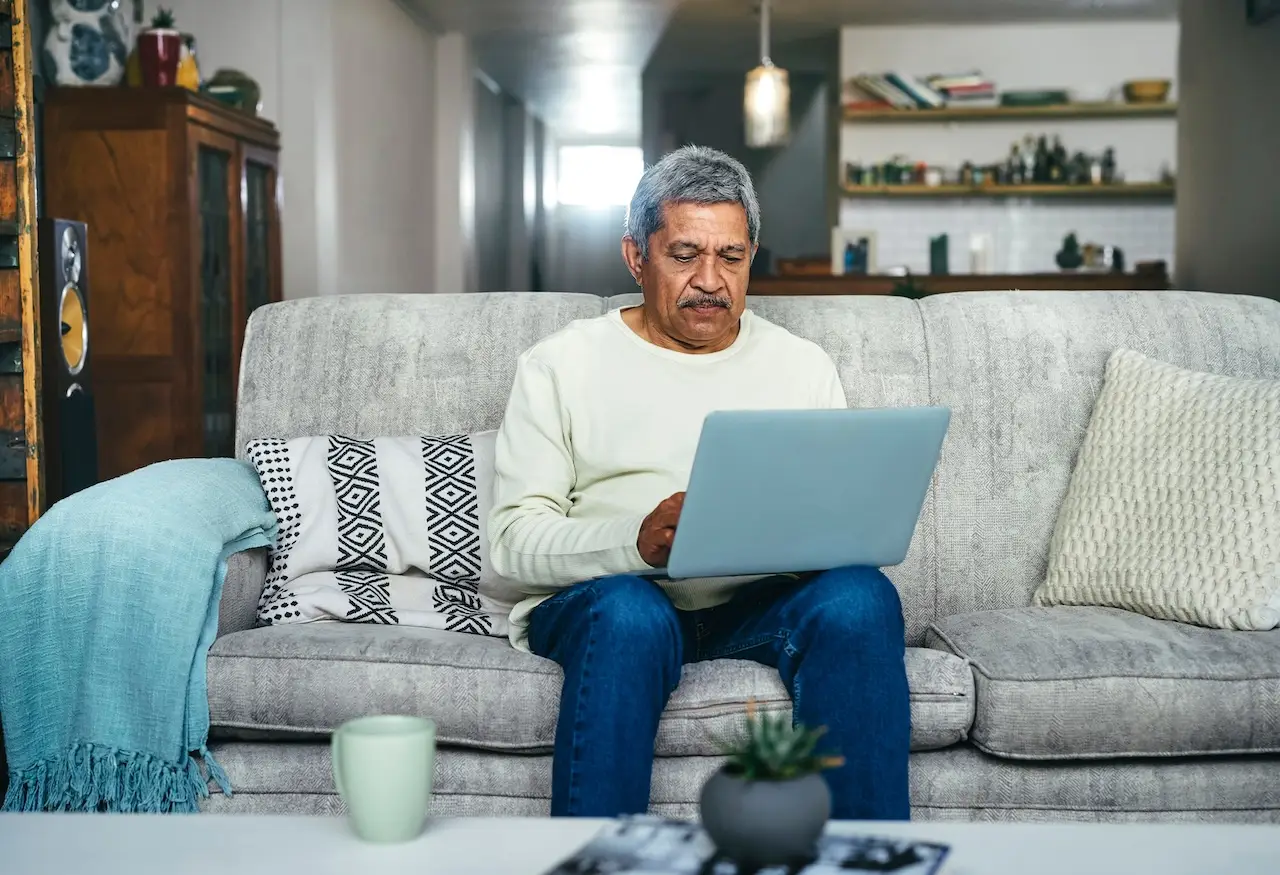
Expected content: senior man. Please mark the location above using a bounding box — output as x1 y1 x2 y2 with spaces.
489 145 909 820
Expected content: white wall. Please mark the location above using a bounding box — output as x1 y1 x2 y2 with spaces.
1176 2 1280 299
433 33 478 297
549 205 634 296
473 78 508 293
165 0 438 298
839 21 1180 274
331 0 436 296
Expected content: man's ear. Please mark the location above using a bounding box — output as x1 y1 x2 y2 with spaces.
621 236 645 284
750 242 759 264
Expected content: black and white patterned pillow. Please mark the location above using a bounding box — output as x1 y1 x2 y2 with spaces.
245 431 521 637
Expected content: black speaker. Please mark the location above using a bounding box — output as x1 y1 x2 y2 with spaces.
39 218 98 504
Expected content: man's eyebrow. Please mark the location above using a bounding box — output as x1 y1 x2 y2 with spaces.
666 240 747 253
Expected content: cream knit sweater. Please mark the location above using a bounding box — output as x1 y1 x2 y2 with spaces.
489 308 847 650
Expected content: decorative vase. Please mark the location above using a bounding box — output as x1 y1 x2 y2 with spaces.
43 0 137 87
699 767 831 869
137 27 182 87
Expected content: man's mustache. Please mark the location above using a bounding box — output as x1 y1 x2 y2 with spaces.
677 294 731 310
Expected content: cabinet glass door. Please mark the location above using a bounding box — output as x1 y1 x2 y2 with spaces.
197 144 234 459
243 160 273 319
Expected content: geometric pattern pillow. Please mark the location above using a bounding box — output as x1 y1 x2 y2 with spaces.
1035 349 1280 631
245 431 521 638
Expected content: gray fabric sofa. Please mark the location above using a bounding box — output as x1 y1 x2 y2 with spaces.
204 290 1280 822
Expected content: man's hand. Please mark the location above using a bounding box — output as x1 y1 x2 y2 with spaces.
638 492 685 568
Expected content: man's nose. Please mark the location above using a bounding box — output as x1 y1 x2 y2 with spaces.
691 255 723 292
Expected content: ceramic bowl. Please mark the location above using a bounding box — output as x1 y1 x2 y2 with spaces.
1123 79 1172 103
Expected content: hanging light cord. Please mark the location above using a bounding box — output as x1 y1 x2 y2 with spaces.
759 0 773 67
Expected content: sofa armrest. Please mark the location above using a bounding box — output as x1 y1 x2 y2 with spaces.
217 547 268 638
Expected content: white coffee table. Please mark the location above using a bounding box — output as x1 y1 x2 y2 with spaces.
3 813 1280 874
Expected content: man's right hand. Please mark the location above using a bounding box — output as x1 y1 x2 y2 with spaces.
638 492 685 568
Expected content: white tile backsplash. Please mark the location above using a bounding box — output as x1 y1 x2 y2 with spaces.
836 199 1175 275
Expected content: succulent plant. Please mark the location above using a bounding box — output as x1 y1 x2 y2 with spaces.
721 701 844 782
150 8 176 30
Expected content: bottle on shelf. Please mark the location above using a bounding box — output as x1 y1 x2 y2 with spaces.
1034 136 1050 183
1007 143 1025 185
1101 147 1118 184
1022 135 1037 183
1050 136 1068 183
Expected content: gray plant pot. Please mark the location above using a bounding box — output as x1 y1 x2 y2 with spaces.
699 767 831 868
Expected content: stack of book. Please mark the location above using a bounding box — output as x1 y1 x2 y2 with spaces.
847 71 997 110
925 72 998 106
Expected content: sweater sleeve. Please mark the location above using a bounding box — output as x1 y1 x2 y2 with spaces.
489 353 649 592
817 354 849 409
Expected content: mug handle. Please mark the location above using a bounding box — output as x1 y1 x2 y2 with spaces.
331 729 346 800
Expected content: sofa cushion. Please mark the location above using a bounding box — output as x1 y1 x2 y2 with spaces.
208 623 974 755
1035 349 1280 631
244 430 518 636
927 606 1280 760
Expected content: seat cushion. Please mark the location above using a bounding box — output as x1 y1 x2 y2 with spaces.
927 606 1280 760
208 623 974 755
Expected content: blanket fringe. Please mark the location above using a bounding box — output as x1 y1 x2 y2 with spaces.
1 743 230 813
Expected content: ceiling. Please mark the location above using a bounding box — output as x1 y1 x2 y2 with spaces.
407 0 1179 141
404 0 680 142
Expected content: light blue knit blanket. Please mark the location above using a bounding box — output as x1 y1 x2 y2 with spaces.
0 459 276 812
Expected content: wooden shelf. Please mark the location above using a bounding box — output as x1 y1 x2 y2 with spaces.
842 102 1177 122
839 183 1175 199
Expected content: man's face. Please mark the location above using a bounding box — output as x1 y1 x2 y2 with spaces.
623 201 754 350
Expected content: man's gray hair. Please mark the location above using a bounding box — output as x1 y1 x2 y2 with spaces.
624 145 760 260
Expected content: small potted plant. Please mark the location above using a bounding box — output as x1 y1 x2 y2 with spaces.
699 702 843 869
137 8 182 88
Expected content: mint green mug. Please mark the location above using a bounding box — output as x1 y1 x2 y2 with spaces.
332 715 436 842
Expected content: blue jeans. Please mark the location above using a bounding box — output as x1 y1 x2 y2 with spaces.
527 567 910 819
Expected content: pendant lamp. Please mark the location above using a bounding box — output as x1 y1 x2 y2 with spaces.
744 0 789 148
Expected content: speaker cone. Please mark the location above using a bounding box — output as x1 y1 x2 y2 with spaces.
59 283 87 375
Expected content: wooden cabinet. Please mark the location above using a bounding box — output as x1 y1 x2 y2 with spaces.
44 88 281 480
0 0 41 556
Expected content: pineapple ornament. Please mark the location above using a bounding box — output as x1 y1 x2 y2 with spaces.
699 702 843 870
137 7 183 87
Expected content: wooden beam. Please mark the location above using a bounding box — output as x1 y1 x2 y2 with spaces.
12 0 41 523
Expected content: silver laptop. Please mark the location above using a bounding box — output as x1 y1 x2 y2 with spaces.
659 407 950 579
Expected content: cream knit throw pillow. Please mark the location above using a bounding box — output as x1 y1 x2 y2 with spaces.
1035 349 1280 630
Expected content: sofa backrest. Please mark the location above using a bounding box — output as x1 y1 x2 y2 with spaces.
916 290 1280 635
237 290 1280 642
235 293 603 446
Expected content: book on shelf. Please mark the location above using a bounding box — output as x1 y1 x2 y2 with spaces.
849 71 999 111
884 73 947 108
539 816 951 875
925 71 992 90
851 74 916 109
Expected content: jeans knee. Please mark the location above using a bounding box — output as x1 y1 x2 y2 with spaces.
578 575 682 657
800 567 905 649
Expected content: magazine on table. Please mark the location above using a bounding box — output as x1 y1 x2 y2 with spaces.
541 816 950 875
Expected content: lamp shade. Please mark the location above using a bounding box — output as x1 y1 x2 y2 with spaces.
744 64 790 148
